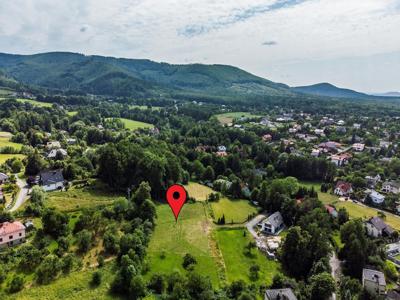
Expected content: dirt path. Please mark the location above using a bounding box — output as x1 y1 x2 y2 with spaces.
8 174 30 212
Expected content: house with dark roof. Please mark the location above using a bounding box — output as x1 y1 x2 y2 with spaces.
365 217 394 238
265 288 297 300
258 212 285 235
39 169 65 192
362 268 386 296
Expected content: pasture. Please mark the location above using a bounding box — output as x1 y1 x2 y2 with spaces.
184 182 213 201
214 112 262 125
109 118 154 130
0 136 23 151
216 228 280 284
211 198 258 224
146 203 221 286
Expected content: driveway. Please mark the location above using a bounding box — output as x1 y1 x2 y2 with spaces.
329 250 342 300
8 175 30 212
246 214 266 239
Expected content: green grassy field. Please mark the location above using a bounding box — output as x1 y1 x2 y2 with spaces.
214 112 262 125
17 98 53 108
0 88 13 96
211 198 258 223
0 137 23 151
216 228 280 284
46 184 124 212
146 203 221 286
5 264 117 300
0 154 25 165
108 118 154 130
129 105 161 111
67 111 78 116
184 182 214 201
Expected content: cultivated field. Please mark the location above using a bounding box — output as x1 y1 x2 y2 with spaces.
184 182 213 201
216 228 280 284
211 198 258 224
214 112 262 125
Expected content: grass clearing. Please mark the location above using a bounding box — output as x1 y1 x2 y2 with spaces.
184 182 213 201
0 154 25 164
129 105 161 111
67 111 78 117
46 183 123 212
17 98 53 108
216 228 280 284
214 112 262 125
0 136 23 151
211 198 258 224
108 118 154 130
146 203 220 287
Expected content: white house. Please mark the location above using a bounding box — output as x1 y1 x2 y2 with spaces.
217 145 227 152
0 172 8 184
0 221 26 248
46 141 61 150
311 149 320 157
314 129 325 136
365 217 394 238
47 148 68 159
382 181 400 194
362 268 386 296
258 212 284 235
365 175 381 188
39 170 65 192
334 181 353 196
352 143 365 152
368 190 385 204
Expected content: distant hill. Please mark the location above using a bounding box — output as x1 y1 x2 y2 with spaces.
0 52 292 99
372 91 400 97
291 83 375 99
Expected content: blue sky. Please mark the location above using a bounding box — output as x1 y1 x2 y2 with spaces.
0 0 399 93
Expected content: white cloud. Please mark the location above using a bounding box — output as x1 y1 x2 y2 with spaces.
0 0 399 92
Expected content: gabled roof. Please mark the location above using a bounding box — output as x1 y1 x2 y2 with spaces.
0 172 8 181
363 268 386 286
335 181 352 193
383 181 400 189
263 212 284 228
368 217 393 234
0 221 25 236
265 288 297 300
40 169 64 186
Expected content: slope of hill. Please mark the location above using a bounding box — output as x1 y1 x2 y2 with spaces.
291 82 374 99
0 52 292 99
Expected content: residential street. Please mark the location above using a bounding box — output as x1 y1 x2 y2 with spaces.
8 175 30 212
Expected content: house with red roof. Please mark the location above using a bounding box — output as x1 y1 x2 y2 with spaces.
334 181 353 196
0 221 26 248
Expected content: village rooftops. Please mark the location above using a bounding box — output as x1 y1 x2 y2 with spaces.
40 169 64 186
0 172 8 182
367 217 394 235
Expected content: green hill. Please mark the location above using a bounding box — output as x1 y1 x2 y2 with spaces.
0 52 292 99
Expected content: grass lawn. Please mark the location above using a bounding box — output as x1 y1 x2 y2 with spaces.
216 228 280 285
146 203 220 287
46 184 123 212
184 182 213 201
129 105 161 111
108 118 154 130
5 264 118 300
214 112 262 125
17 98 53 108
67 111 78 117
0 154 25 164
211 198 258 224
0 137 23 151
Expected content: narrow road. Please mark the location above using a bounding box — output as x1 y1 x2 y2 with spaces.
246 214 266 239
329 250 342 300
8 175 30 212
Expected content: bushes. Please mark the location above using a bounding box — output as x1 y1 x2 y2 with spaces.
8 275 24 293
36 255 62 284
182 253 197 270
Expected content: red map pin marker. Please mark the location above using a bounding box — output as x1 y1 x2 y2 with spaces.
166 184 187 221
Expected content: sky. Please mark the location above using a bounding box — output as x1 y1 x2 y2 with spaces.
0 0 399 93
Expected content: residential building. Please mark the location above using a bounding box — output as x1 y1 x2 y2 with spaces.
362 268 386 296
365 175 381 188
217 146 227 152
0 221 26 248
365 217 394 237
353 123 361 129
265 288 297 300
47 148 68 159
336 126 347 134
314 128 325 136
382 181 400 194
367 190 385 205
0 172 8 184
330 153 351 167
334 181 353 196
325 205 338 218
311 149 320 157
258 212 284 235
46 141 61 150
352 143 365 152
66 138 77 145
262 134 272 142
39 169 65 192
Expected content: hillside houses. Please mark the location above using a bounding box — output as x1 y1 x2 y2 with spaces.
39 169 65 192
362 268 386 296
382 181 400 194
365 217 393 237
258 212 285 235
0 221 26 248
334 181 353 196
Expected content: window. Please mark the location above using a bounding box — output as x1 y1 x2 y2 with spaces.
0 238 2 242
9 235 13 239
19 233 22 237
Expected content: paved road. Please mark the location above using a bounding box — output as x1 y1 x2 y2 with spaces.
8 175 30 212
246 214 266 239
